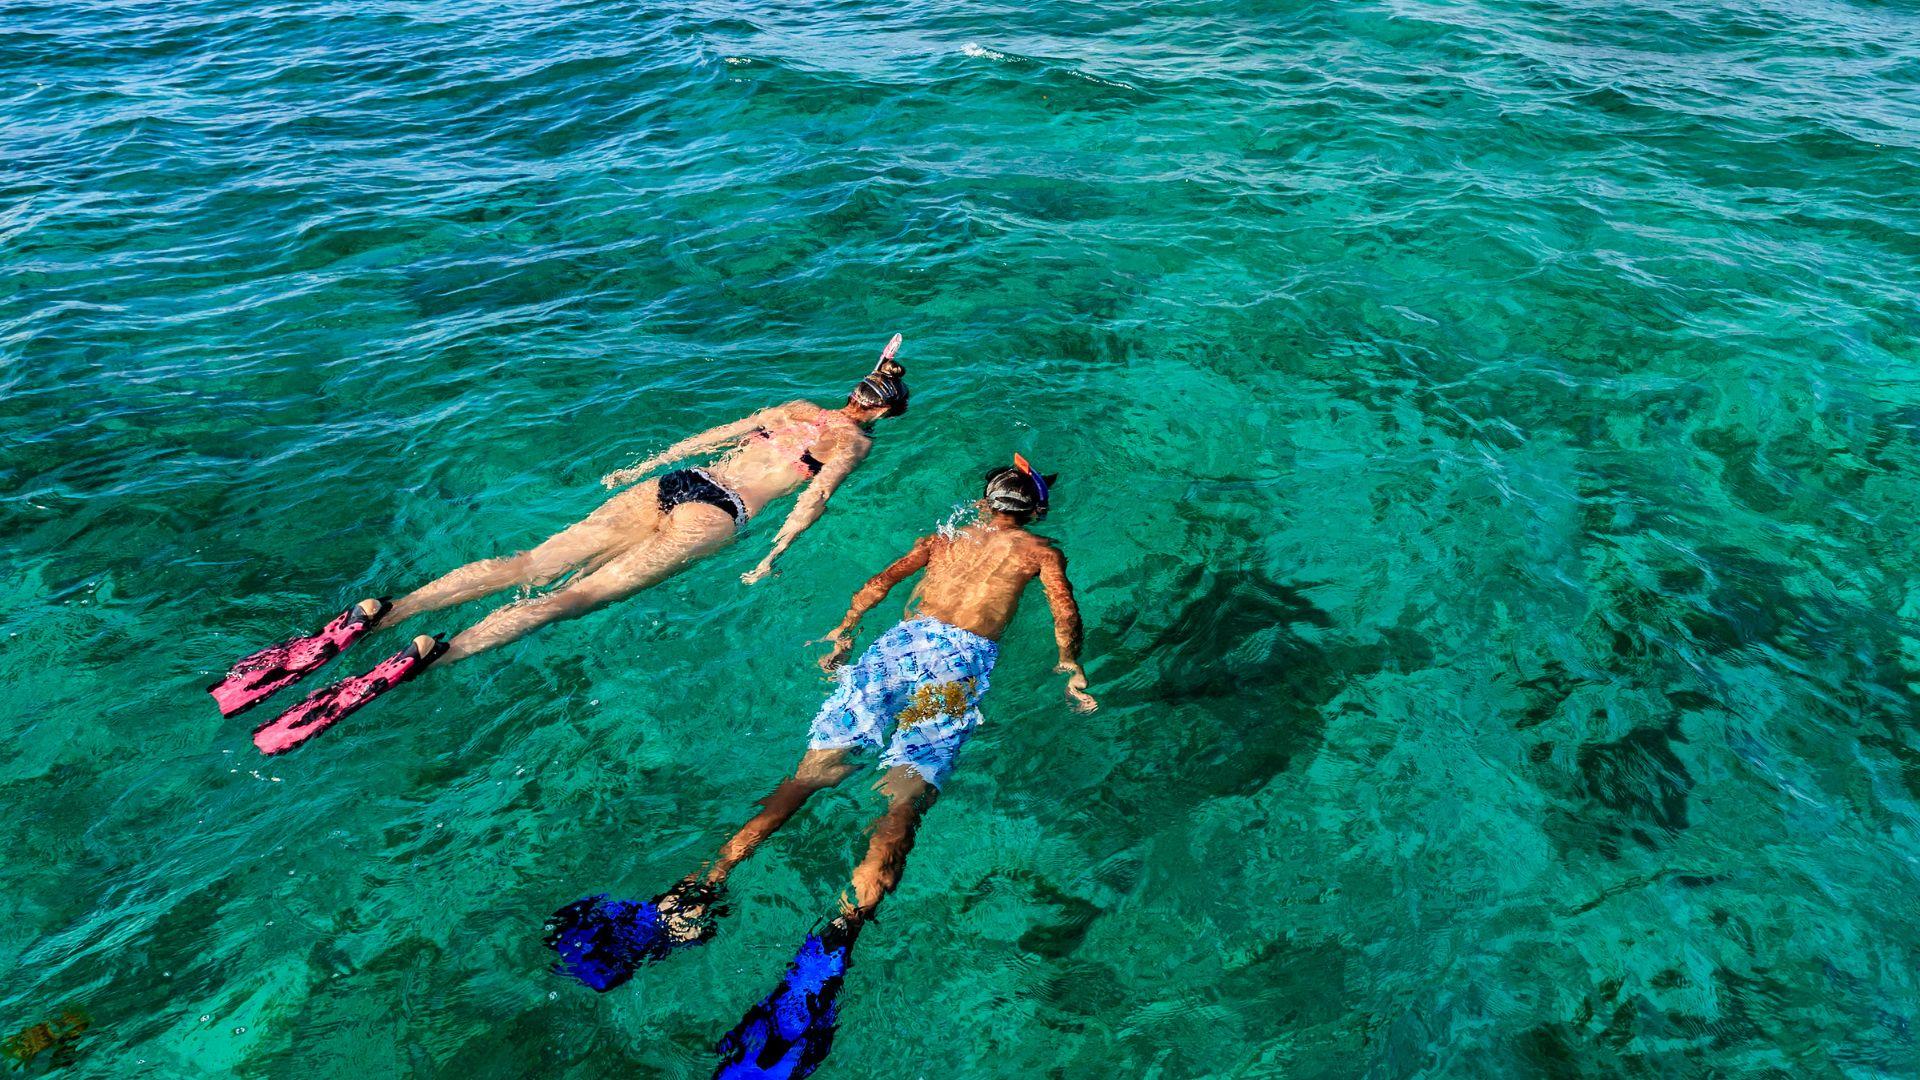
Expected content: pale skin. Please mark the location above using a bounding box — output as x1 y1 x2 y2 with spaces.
658 509 1095 940
368 398 886 664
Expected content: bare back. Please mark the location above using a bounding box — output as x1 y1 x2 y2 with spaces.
829 512 1093 711
905 526 1056 641
706 402 870 516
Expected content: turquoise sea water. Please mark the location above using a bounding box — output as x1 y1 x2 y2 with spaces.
6 0 1920 1075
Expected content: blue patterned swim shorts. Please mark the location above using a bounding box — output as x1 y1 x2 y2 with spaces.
807 617 1000 788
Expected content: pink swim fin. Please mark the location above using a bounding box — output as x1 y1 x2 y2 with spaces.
208 600 391 718
252 635 446 756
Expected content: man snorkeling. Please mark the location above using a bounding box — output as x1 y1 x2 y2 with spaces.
209 337 909 755
545 454 1095 1076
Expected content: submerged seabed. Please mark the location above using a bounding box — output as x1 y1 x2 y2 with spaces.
4 0 1920 1076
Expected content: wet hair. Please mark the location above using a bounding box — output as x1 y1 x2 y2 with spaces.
850 357 908 417
983 464 1058 522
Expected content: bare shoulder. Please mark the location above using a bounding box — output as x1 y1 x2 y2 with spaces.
818 423 872 464
1020 531 1064 569
835 421 874 448
1022 530 1062 554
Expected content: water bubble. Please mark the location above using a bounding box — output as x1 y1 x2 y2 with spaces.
937 501 986 540
233 1026 247 1035
199 1015 211 1023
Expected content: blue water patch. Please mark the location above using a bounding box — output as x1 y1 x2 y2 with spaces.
3 0 1919 1075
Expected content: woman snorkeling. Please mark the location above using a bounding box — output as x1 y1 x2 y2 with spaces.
210 336 910 755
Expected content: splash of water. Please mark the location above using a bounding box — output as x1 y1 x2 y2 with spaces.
935 500 987 541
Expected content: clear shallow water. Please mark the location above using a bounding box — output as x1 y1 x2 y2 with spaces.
4 0 1920 1075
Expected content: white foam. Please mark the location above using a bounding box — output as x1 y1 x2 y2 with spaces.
936 500 987 540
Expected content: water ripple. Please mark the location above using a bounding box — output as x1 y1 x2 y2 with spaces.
4 0 1920 1075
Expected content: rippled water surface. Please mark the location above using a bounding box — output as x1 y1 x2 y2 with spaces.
6 0 1920 1075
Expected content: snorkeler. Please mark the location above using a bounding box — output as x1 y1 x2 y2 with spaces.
209 336 910 756
545 455 1093 1074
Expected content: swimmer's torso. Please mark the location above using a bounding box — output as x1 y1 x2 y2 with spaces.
705 402 869 516
906 526 1049 641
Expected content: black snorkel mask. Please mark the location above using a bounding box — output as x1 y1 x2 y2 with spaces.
850 333 908 417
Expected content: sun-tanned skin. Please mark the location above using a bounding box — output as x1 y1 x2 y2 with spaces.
378 399 884 663
655 507 1095 941
816 517 1092 701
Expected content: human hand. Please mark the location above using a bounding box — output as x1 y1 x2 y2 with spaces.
741 562 776 585
1058 663 1098 713
814 630 854 673
605 458 664 489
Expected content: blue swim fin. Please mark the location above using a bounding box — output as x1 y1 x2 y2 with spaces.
543 880 722 992
712 918 861 1079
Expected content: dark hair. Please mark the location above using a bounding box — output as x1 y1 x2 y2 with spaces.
850 358 908 417
982 466 1058 522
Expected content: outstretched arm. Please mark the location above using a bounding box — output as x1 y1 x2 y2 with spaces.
817 535 934 671
741 438 870 584
602 411 769 489
1038 545 1097 712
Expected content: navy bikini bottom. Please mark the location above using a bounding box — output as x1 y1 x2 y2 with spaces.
656 469 748 527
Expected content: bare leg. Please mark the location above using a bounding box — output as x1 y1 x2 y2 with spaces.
387 481 667 625
439 502 734 662
847 766 938 921
638 750 857 945
704 750 858 888
387 553 553 624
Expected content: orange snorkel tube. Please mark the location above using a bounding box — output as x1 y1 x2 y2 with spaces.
1013 452 1049 504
